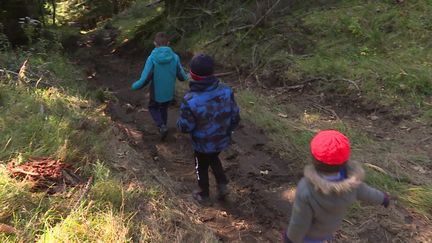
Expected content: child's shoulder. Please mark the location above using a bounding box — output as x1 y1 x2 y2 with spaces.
216 82 234 93
295 177 313 200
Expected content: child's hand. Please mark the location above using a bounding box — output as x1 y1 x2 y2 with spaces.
382 192 390 208
131 81 141 90
282 231 293 243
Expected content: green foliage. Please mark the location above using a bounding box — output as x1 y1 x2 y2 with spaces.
293 0 432 112
0 37 217 242
56 0 137 27
0 43 106 163
110 0 164 44
39 205 131 243
236 89 314 160
157 0 432 115
366 169 432 217
0 41 119 242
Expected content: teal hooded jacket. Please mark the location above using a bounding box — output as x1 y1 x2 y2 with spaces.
132 46 187 103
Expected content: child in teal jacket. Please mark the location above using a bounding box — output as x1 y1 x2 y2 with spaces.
132 32 187 138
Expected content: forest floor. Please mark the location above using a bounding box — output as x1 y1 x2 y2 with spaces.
72 29 432 242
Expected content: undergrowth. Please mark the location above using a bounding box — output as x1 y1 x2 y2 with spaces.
167 0 432 115
236 89 369 160
366 169 432 218
0 39 216 242
111 0 432 221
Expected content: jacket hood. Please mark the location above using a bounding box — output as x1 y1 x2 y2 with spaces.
304 160 365 195
189 76 219 92
152 47 175 64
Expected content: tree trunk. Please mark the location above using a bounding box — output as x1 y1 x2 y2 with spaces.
112 0 120 14
0 0 31 44
51 0 56 25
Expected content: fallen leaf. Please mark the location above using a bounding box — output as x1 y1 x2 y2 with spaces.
260 170 269 175
413 166 426 174
278 113 288 118
370 115 379 121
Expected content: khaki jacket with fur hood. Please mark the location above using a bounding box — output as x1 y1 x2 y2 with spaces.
287 161 385 243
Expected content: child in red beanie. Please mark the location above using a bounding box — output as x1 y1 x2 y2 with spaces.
284 130 390 243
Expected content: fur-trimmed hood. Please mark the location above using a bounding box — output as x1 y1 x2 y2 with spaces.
304 160 365 195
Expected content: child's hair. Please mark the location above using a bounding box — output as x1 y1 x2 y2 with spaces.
313 158 346 173
154 32 170 46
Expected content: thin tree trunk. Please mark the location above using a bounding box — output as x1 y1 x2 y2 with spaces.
113 0 119 14
51 0 56 25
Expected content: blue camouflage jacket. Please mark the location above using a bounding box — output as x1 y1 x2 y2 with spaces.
132 46 187 102
177 77 240 153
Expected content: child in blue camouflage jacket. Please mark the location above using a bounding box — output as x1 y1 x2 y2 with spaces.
177 54 240 204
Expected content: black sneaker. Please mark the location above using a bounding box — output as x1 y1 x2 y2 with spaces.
159 125 168 140
192 190 211 205
217 184 229 201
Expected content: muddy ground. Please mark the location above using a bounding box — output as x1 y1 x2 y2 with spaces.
73 31 432 242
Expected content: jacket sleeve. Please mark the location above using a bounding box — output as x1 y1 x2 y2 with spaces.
356 182 385 205
230 92 240 130
287 181 313 243
177 100 196 133
176 55 188 82
132 57 153 90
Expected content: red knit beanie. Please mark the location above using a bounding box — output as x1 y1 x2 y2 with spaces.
310 130 350 165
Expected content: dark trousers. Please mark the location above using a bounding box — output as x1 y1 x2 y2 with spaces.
194 151 228 197
148 100 169 128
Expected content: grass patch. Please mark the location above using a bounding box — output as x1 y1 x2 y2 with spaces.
39 204 130 243
0 42 217 242
293 0 432 112
366 169 432 218
110 0 164 45
165 0 432 115
236 89 313 159
236 89 371 160
0 84 105 163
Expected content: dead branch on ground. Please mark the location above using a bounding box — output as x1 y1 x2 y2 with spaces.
146 0 163 7
204 25 254 47
312 103 340 120
72 176 94 211
229 0 281 54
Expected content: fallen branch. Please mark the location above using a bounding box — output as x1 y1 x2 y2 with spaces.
182 68 236 79
339 78 361 91
146 0 163 7
343 219 354 225
72 176 93 211
186 7 217 16
284 84 305 90
364 163 389 175
1 64 54 88
420 135 432 143
214 71 235 78
0 68 19 76
230 0 281 53
8 167 40 176
312 103 340 120
204 25 254 47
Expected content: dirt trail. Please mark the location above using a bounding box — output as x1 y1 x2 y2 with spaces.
74 31 432 242
75 32 297 242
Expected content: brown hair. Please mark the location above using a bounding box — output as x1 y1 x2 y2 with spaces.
154 32 170 46
313 158 347 173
